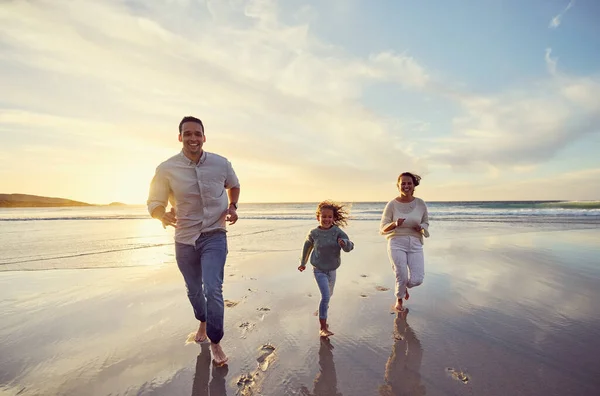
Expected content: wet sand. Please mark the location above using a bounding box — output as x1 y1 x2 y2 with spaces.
1 221 600 395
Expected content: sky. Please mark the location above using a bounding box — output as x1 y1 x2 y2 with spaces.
1 0 599 204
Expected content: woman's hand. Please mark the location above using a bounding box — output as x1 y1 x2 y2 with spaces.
413 225 423 233
396 218 405 227
338 238 346 248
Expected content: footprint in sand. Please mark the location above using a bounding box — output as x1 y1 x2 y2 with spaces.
239 321 256 339
236 373 257 396
185 332 198 345
446 368 470 384
360 274 368 278
375 286 390 291
236 344 277 395
225 300 239 308
360 293 368 298
257 307 271 312
256 344 276 371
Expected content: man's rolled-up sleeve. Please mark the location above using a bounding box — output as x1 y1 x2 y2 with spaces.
147 166 170 216
224 160 240 189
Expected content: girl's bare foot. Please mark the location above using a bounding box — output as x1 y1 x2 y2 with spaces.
195 322 208 343
319 319 334 337
404 289 410 300
210 343 228 366
320 327 334 337
394 298 404 312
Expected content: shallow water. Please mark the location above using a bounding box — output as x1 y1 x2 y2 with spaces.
1 217 599 395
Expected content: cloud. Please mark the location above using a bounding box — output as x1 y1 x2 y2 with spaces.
421 168 600 201
0 0 432 203
1 0 597 203
549 0 575 29
427 48 600 171
545 48 558 75
367 51 430 88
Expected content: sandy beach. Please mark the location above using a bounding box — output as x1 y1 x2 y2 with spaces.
1 219 600 396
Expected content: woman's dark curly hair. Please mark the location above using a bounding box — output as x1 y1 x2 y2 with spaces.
316 200 350 227
397 172 422 187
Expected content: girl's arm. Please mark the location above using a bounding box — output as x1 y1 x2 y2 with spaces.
299 232 314 267
338 229 354 252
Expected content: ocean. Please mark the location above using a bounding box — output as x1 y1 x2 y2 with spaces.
1 201 599 272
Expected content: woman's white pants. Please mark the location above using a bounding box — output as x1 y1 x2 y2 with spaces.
387 236 425 299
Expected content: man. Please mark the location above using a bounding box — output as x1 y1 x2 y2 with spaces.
147 116 240 366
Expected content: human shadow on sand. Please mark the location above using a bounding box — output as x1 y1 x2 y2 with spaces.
300 337 343 396
191 343 229 396
378 310 426 396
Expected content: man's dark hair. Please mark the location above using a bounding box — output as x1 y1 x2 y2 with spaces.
178 116 204 134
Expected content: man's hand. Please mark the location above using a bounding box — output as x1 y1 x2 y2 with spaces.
298 265 306 272
161 207 177 229
226 206 238 225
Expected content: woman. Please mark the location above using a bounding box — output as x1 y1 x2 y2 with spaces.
379 172 430 312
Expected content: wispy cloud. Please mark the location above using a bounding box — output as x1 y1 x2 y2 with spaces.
549 0 575 29
545 48 558 75
423 168 600 201
0 0 432 203
0 0 598 203
427 50 600 171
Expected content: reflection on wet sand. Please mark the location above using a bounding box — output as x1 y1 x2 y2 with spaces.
300 337 343 396
379 310 426 396
191 343 228 396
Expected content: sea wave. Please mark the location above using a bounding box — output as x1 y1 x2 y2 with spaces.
535 201 600 209
1 201 599 223
0 215 149 221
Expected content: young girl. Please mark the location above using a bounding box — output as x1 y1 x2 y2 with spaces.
298 200 355 337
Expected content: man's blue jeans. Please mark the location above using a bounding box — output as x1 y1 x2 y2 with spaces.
175 231 227 344
314 268 337 320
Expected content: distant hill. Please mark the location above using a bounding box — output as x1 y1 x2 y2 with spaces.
0 194 94 208
108 202 127 206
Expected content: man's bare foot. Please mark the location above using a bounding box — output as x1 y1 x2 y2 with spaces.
394 298 404 312
405 289 410 300
195 322 207 343
211 343 228 366
320 327 334 337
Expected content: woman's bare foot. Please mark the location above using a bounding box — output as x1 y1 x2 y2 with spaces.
195 322 207 343
404 289 410 300
210 343 228 366
394 298 404 312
